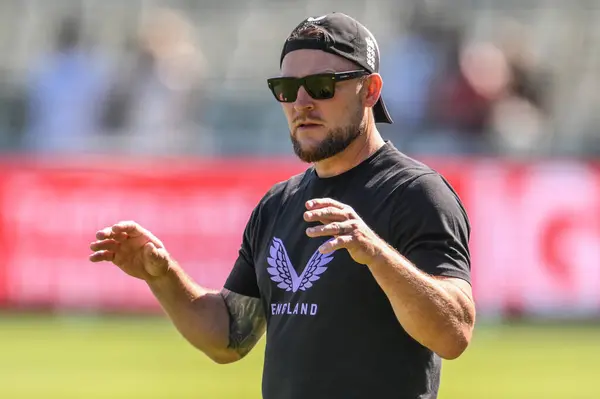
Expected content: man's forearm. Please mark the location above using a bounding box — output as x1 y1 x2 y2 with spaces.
146 262 237 364
367 245 475 360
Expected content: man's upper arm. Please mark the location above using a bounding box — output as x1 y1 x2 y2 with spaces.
220 288 266 358
220 200 267 358
393 173 471 284
224 198 262 295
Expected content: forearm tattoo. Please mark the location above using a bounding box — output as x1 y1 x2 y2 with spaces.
220 289 266 357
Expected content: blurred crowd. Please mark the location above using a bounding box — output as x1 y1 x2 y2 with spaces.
379 6 552 157
0 0 598 158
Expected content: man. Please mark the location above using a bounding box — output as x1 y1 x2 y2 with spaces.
89 12 475 399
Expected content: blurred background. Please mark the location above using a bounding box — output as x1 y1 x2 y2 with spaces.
0 0 598 398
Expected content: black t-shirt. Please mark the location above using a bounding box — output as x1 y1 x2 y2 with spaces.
224 141 471 399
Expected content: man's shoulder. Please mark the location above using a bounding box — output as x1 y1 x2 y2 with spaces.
385 148 468 221
372 143 467 214
372 142 442 188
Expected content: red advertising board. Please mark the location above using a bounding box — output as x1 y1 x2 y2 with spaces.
0 157 306 312
0 156 597 318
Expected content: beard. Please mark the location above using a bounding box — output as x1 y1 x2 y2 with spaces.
290 118 366 163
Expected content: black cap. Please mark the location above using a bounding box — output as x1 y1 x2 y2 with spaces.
280 12 393 124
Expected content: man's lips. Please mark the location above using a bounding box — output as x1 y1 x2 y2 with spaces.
296 122 323 129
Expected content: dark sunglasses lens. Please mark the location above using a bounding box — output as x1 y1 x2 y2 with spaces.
270 79 299 102
304 75 335 99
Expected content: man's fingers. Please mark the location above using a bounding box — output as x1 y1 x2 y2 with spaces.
306 198 346 210
89 250 115 263
306 221 356 237
96 228 128 242
96 228 113 240
306 198 347 210
90 239 120 253
111 221 145 237
304 207 349 223
318 236 352 254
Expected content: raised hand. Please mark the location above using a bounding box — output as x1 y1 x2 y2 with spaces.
89 221 171 280
304 198 385 265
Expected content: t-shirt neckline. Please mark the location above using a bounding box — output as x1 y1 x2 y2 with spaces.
310 140 394 184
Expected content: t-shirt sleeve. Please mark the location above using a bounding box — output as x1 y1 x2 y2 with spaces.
223 204 262 298
392 173 471 284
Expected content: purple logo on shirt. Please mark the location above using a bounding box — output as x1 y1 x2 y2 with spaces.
266 237 335 293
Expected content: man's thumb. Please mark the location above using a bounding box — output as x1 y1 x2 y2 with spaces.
143 242 169 277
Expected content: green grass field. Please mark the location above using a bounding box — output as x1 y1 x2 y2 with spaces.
0 314 597 398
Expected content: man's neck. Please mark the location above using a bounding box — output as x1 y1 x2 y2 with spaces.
313 125 385 178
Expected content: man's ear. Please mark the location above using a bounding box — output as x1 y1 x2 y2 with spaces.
363 73 383 108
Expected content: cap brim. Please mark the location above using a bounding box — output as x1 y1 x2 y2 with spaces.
373 96 393 124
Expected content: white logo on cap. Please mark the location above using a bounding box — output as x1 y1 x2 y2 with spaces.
361 25 380 70
365 36 376 70
307 15 327 22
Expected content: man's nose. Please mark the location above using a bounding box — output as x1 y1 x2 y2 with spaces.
293 86 315 112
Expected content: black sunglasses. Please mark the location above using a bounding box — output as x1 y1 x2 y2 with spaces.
267 70 370 103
